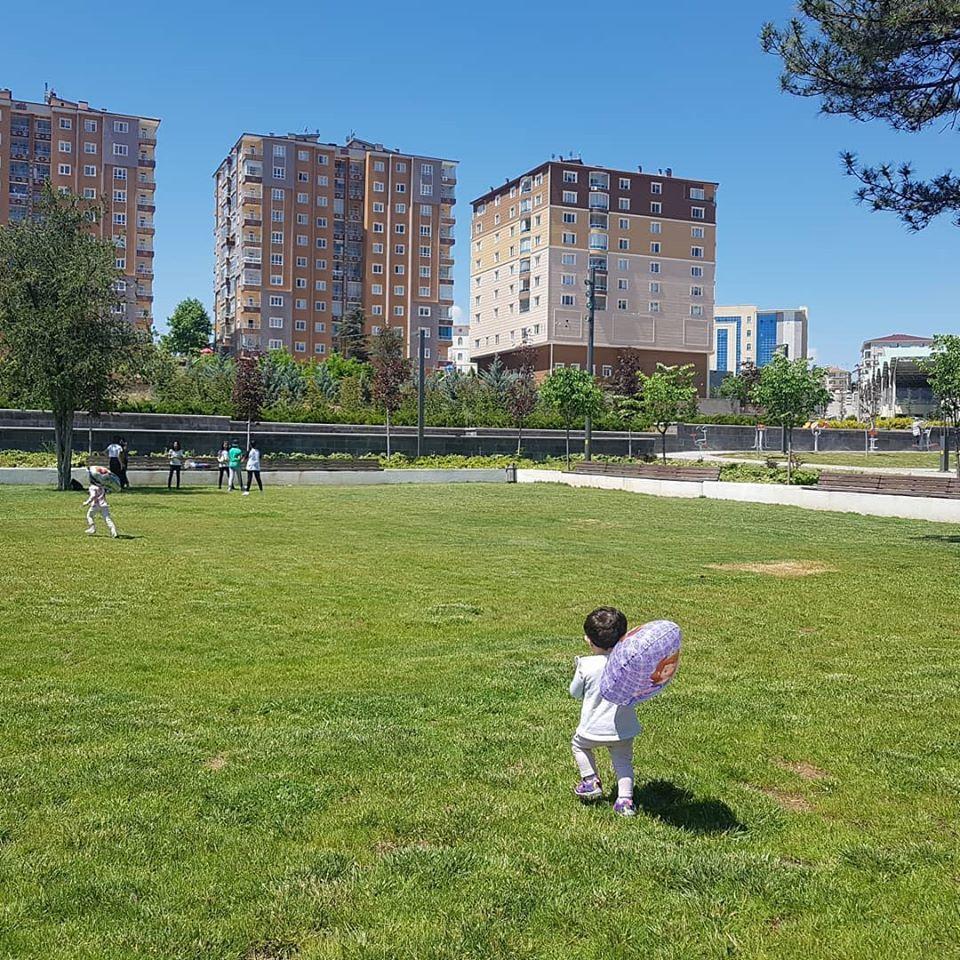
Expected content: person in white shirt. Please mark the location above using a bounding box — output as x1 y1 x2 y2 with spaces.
216 441 230 490
569 607 640 817
167 440 184 490
106 437 123 483
83 481 118 537
243 442 262 495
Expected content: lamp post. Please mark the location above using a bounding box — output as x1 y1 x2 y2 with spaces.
584 263 597 461
417 327 426 459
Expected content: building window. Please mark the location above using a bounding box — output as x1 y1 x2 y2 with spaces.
273 167 285 179
59 141 72 153
650 222 662 234
563 170 578 183
618 239 630 251
560 294 575 306
83 142 97 155
691 285 704 297
396 182 406 193
618 299 628 311
691 246 704 258
295 320 307 330
690 187 706 200
692 226 705 238
314 343 326 354
563 212 577 223
294 342 306 353
562 190 578 204
562 232 576 244
651 182 662 194
269 295 284 306
649 301 661 313
691 266 704 278
691 305 704 317
691 207 705 220
269 317 284 329
83 165 97 177
113 143 128 157
650 262 661 274
650 242 661 253
650 202 661 214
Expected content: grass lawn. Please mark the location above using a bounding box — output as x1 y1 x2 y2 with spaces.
720 450 946 470
2 483 959 960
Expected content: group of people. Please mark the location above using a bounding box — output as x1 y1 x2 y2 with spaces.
164 439 263 494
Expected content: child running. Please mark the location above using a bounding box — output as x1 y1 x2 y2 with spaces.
570 606 639 817
83 479 118 538
242 441 262 496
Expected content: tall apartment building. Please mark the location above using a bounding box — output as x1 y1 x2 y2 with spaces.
469 159 717 387
0 88 159 331
213 135 457 364
710 305 808 375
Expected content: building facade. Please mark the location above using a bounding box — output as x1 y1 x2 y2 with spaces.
823 366 853 419
469 160 717 388
0 89 159 332
213 136 456 365
710 305 808 374
446 323 475 372
859 333 932 376
856 336 935 419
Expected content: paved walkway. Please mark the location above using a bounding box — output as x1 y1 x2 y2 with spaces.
672 450 947 478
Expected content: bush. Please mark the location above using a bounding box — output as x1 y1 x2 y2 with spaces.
719 461 819 486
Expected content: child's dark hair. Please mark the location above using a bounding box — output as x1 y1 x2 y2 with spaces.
584 607 628 649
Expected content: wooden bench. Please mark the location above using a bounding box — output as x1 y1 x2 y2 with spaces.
816 472 960 499
89 456 382 472
572 462 721 482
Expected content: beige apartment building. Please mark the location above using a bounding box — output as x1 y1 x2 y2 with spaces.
469 159 717 387
0 88 159 332
213 136 457 364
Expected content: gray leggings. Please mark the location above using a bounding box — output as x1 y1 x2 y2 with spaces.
571 734 634 800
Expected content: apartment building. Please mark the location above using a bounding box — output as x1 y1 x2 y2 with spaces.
469 159 717 387
446 322 475 372
711 305 808 374
0 88 159 332
859 333 932 376
213 135 456 364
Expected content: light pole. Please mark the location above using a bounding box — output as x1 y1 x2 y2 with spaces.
584 263 597 461
417 327 426 459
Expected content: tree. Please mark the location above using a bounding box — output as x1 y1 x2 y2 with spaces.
335 307 370 362
610 350 646 398
762 2 960 230
637 363 700 464
505 346 539 455
0 186 147 490
540 367 605 469
752 353 831 480
718 361 761 412
160 298 212 355
370 324 410 457
232 356 265 449
921 334 960 477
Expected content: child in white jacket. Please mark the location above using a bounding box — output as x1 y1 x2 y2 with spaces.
570 606 639 817
83 482 118 538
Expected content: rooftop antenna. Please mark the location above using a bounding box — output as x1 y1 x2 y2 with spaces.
347 128 356 142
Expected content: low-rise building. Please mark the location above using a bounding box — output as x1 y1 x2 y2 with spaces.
856 335 936 418
710 304 808 375
823 366 853 419
445 323 475 372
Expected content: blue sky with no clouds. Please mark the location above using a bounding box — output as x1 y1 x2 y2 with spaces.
4 0 957 369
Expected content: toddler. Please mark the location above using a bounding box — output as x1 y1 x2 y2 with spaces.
83 480 118 538
570 606 639 817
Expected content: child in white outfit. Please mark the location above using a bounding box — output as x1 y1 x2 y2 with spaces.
570 606 639 817
83 482 118 538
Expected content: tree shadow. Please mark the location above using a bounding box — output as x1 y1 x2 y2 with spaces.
635 779 745 835
909 535 960 543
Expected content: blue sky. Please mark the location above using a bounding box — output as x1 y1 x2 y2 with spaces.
6 0 957 369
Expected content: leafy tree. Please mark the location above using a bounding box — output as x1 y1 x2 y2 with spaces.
505 346 539 455
232 356 265 448
610 350 646 398
324 351 370 383
370 324 410 456
335 307 370 362
637 363 699 463
752 353 831 479
160 298 212 355
762 1 960 230
921 334 960 477
718 361 762 412
540 367 605 469
0 186 147 490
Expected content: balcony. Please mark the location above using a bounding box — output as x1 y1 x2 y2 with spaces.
588 193 609 211
135 267 154 279
136 248 155 258
138 131 158 145
136 202 155 213
243 216 262 227
138 157 156 169
136 219 155 232
138 177 156 190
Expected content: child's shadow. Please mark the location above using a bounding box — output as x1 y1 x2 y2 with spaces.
635 779 744 835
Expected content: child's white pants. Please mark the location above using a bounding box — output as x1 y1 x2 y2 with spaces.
229 467 243 489
571 733 634 800
86 505 117 536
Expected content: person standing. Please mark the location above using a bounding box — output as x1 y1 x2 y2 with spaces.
167 440 184 490
106 436 124 483
243 441 263 496
83 478 118 538
216 441 230 490
118 438 130 490
227 439 244 492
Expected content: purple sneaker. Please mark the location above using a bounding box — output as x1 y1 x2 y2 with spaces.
613 797 636 818
574 776 603 800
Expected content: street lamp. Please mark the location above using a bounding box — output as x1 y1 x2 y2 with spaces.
583 259 598 461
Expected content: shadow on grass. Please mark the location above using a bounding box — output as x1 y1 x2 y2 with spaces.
635 779 745 834
910 534 960 543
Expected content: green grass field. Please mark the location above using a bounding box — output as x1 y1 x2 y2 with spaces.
721 450 945 470
2 484 959 960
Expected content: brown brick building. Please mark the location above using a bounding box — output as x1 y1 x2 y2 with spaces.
0 88 159 332
213 136 457 365
469 159 717 388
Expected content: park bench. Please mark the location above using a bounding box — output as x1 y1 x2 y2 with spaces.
88 455 382 472
816 472 960 499
572 462 721 482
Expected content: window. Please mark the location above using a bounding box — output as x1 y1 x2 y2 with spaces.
269 295 284 307
294 342 306 353
394 265 405 274
393 285 405 296
295 320 307 331
113 190 127 202
692 226 704 239
270 275 283 285
396 162 407 173
561 253 576 265
419 266 431 277
315 322 326 332
395 223 405 234
295 278 307 288
396 182 406 193
691 285 703 297
394 306 405 316
269 317 284 329
690 305 704 317
420 225 432 237
420 183 433 196
317 154 329 166
691 265 703 278
297 172 308 182
650 262 661 274
273 144 286 157
316 258 327 269
83 119 97 132
59 141 72 153
114 168 127 180
563 170 578 183
650 182 662 194
692 207 705 220
371 305 383 316
58 117 72 130
268 338 283 350
618 218 629 230
560 294 575 306
83 142 96 155
618 239 630 251
113 212 126 225
316 237 327 249
419 245 431 257
650 242 661 253
295 297 307 308
296 235 308 246
562 232 576 244
115 258 126 270
561 274 575 286
271 188 284 200
418 306 431 317
373 222 384 233
420 204 431 216
650 281 661 294
271 210 284 222
373 202 385 213
314 343 326 354
618 299 628 310
83 187 96 199
562 190 577 204
395 203 406 214
83 164 97 177
650 202 661 214
691 246 704 258
563 211 577 223
372 243 384 254
690 187 706 200
273 167 285 179
618 278 628 290
372 263 384 274
113 143 128 157
315 301 327 311
650 222 662 234
649 301 661 313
